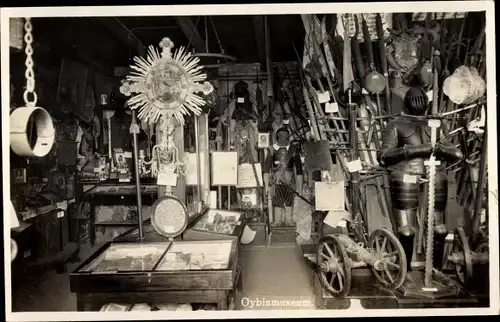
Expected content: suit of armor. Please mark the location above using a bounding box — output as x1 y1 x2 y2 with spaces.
263 127 304 226
378 87 463 270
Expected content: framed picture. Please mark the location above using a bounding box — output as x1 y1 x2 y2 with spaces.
192 209 243 235
257 132 270 149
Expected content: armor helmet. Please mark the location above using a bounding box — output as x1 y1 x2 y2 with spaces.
404 86 429 115
275 126 290 145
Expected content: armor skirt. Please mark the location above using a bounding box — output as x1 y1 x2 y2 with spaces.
273 184 295 208
389 171 448 211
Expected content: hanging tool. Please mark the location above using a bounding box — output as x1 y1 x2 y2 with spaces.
438 13 456 113
342 14 356 93
103 109 116 169
362 14 386 96
362 14 386 137
292 43 321 140
351 15 366 88
375 13 392 114
347 86 366 245
418 13 434 89
350 16 391 226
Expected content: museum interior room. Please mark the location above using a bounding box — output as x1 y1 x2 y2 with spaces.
6 11 492 311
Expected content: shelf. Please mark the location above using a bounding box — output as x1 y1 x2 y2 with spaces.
95 219 150 226
95 222 142 226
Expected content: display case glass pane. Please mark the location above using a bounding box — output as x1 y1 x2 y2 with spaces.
192 209 242 235
155 240 232 271
79 242 170 272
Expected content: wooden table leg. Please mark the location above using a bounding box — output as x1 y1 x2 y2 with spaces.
216 291 228 310
76 294 86 311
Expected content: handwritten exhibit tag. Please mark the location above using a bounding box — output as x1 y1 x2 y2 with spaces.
325 102 339 113
403 174 418 184
317 91 331 104
347 159 363 173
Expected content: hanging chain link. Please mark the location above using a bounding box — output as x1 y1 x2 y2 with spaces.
23 18 37 107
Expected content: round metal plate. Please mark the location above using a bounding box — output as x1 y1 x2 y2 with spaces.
150 195 189 238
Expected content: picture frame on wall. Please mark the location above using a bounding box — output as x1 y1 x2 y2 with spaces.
257 132 270 149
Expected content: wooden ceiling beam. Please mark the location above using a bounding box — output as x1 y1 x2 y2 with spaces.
175 17 205 53
96 17 146 56
252 15 267 71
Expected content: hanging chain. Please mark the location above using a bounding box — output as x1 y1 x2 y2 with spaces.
23 18 37 107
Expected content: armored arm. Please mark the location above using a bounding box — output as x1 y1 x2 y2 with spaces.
435 130 464 163
378 121 433 166
292 150 304 193
263 150 273 190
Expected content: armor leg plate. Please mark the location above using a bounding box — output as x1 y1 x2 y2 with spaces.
393 209 418 237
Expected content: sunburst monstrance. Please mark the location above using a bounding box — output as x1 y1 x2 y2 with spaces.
120 37 214 126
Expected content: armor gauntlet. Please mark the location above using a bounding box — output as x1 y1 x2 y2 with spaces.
434 143 464 163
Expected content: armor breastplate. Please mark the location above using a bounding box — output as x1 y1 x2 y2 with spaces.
273 146 290 168
391 117 434 175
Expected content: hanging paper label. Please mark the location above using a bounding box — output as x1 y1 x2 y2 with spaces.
237 97 245 103
315 181 345 211
337 219 347 228
237 163 263 188
426 90 433 102
211 152 238 186
323 210 352 228
317 91 331 104
157 169 178 186
325 102 339 113
422 287 439 292
209 190 217 207
347 159 363 173
403 174 418 184
428 119 441 128
56 201 68 210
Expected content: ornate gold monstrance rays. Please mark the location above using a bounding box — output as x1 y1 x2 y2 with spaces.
120 37 214 126
119 37 214 182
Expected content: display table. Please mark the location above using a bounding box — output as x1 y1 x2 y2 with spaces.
70 239 241 311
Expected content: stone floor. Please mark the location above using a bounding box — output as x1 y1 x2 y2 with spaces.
11 243 316 312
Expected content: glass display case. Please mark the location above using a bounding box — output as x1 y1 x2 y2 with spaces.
70 192 241 311
70 239 239 311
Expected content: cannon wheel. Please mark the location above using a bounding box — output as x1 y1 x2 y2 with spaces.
367 228 407 290
453 227 474 288
316 234 352 297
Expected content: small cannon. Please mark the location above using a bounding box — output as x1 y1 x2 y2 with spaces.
316 228 407 297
